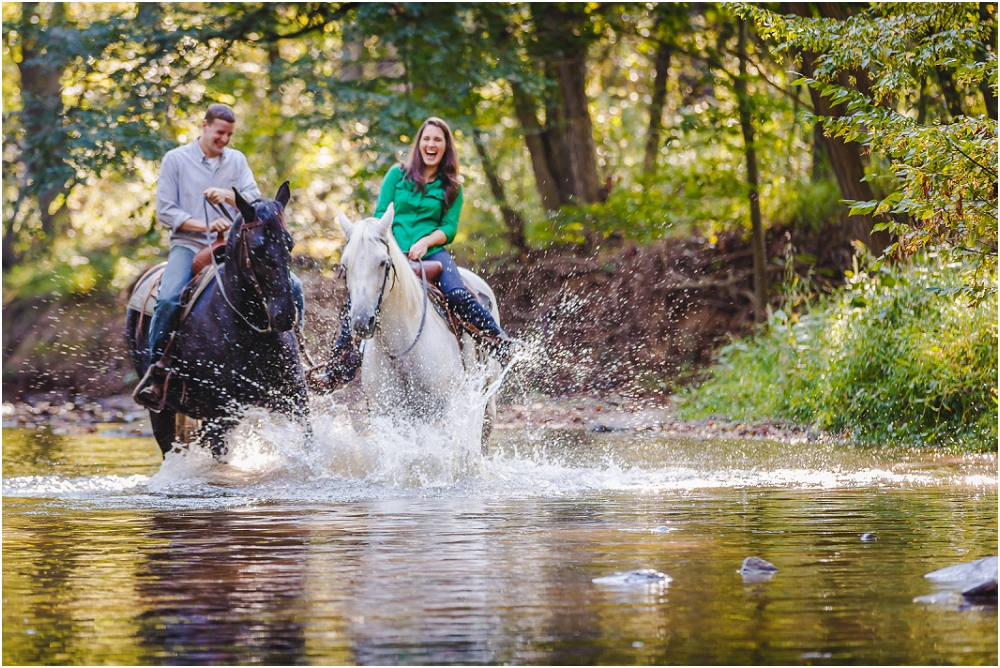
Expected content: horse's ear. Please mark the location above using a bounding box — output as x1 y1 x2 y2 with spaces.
233 188 255 223
337 211 355 239
275 181 291 209
376 203 394 237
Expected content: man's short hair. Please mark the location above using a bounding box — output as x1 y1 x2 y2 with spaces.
204 103 236 124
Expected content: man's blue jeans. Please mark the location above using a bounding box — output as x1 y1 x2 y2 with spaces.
146 245 305 366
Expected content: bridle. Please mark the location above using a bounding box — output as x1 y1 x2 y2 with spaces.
344 235 429 359
205 198 284 334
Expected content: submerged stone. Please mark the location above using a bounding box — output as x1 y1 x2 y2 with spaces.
739 556 778 574
592 569 671 587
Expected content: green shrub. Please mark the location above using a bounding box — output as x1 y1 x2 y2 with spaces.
678 255 998 451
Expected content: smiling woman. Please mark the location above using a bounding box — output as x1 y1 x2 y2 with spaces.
321 117 519 389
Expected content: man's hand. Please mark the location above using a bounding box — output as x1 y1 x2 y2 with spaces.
178 217 230 234
204 187 234 206
207 217 231 233
407 238 431 261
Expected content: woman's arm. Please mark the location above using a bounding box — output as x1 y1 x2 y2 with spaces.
374 165 403 217
406 230 448 261
437 186 463 245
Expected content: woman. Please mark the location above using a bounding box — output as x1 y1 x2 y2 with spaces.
324 117 516 387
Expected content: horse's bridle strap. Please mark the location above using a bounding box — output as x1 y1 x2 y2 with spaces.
205 197 273 333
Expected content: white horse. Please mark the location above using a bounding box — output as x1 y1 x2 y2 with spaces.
336 204 501 452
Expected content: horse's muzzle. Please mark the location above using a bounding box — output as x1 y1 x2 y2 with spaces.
352 314 377 339
268 301 297 333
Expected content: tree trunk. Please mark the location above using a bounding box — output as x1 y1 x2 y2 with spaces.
473 131 529 253
788 3 890 256
558 54 603 206
511 2 605 234
735 19 768 323
936 67 965 120
643 38 672 175
19 2 70 247
510 82 565 210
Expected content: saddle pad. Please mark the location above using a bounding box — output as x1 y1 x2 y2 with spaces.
127 262 220 318
127 263 167 316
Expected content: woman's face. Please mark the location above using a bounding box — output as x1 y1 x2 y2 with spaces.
419 124 447 171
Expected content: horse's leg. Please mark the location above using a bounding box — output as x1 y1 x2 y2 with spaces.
482 395 496 456
285 385 312 444
197 416 239 460
149 408 177 457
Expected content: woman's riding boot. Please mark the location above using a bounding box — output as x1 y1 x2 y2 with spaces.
318 300 362 390
445 288 520 365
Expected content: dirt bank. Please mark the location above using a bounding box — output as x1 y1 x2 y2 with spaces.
2 390 832 445
2 225 853 401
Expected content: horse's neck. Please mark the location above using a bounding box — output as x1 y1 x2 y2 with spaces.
377 250 428 348
218 240 259 313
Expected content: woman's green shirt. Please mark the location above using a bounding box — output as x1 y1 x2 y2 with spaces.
374 164 463 254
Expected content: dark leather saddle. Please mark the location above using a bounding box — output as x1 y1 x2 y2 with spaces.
408 259 443 283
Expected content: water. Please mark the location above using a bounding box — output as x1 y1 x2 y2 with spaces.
2 410 997 665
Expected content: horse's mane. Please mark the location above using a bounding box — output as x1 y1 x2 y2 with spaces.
343 217 424 321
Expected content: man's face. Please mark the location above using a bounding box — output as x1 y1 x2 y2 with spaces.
200 118 235 157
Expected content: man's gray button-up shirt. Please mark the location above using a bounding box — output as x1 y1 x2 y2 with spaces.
155 140 261 252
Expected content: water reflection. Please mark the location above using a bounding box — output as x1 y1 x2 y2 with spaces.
135 511 309 665
2 428 997 665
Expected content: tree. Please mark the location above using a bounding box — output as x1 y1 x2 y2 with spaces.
741 2 998 298
734 17 768 322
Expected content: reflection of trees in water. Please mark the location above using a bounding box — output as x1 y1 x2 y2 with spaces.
135 510 309 665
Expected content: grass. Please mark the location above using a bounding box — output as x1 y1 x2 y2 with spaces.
678 255 998 452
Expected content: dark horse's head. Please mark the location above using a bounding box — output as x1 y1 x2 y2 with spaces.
230 182 297 333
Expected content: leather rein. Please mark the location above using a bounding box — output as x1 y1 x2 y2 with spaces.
205 198 277 334
368 240 430 360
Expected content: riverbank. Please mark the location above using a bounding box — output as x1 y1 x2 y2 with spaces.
2 389 832 445
2 225 853 400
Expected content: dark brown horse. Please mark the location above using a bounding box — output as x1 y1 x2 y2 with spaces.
125 183 308 457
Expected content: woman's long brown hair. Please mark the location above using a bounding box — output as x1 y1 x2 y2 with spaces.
403 117 460 212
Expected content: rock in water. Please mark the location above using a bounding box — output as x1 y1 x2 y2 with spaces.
925 556 998 585
739 557 778 574
962 579 998 600
924 556 998 603
593 569 671 587
739 556 778 583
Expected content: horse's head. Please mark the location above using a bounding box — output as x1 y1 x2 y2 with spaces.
230 182 297 333
337 204 400 339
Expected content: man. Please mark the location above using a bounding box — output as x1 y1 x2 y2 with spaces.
133 103 304 410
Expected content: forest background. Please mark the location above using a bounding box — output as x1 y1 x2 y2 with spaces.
2 2 997 450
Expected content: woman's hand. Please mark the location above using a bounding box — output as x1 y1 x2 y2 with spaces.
407 230 447 261
407 238 431 261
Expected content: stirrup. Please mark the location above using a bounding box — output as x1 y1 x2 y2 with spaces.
133 361 172 412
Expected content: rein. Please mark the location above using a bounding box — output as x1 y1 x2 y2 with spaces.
205 198 274 334
368 239 429 361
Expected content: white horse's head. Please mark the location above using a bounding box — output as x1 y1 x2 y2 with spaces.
338 203 418 339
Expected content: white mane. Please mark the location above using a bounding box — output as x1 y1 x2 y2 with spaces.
341 215 424 321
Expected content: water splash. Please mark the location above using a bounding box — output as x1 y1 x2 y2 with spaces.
3 385 996 505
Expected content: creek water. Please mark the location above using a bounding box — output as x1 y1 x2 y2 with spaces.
2 404 997 666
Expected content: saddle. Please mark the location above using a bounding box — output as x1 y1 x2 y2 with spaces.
406 260 499 350
127 250 222 321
